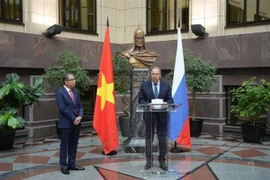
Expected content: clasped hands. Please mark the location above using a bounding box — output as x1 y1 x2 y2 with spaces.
74 116 82 125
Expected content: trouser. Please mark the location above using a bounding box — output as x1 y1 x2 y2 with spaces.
59 124 81 169
144 112 168 163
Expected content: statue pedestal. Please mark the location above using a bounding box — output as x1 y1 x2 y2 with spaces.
123 69 159 153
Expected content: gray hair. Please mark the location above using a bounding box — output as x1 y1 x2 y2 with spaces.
62 72 73 84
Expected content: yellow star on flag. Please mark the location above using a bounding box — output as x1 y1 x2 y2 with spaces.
97 73 115 110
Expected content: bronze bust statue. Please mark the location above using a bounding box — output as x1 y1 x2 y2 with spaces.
120 27 159 68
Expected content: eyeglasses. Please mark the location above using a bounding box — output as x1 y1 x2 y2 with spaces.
67 78 75 81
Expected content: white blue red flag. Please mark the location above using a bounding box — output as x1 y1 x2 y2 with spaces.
169 22 191 149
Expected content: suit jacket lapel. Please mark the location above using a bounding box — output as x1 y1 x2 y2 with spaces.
159 81 164 98
148 81 155 99
63 87 75 104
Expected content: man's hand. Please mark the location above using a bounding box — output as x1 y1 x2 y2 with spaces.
74 116 82 125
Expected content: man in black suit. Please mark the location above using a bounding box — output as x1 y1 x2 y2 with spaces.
139 67 174 171
56 72 85 175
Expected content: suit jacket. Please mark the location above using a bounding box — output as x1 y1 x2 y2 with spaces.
139 80 174 104
56 86 84 128
139 80 174 123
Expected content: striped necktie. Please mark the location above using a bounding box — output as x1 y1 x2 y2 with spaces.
69 90 75 103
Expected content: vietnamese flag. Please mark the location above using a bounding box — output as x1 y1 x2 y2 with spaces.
93 18 119 154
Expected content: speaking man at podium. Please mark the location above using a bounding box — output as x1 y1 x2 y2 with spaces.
138 67 174 171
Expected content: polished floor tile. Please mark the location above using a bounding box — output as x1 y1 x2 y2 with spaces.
0 132 269 180
232 148 267 158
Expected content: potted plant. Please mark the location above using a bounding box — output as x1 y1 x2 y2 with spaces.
184 50 218 137
231 77 270 143
166 50 218 137
43 50 92 137
112 50 132 137
0 73 45 150
43 50 92 95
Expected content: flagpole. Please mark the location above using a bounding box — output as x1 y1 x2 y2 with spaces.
93 16 118 156
170 17 187 153
171 141 183 153
105 17 117 156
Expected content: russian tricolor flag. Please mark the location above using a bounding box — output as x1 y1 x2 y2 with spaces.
169 21 191 149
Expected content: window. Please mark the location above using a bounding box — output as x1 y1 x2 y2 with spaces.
227 0 270 26
147 0 189 33
0 0 22 23
59 0 96 32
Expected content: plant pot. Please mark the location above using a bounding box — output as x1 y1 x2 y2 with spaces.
190 118 203 137
0 129 16 150
241 123 265 143
119 116 130 137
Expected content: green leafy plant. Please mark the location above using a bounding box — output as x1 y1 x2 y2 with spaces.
112 49 132 116
185 50 218 120
43 50 92 95
231 77 270 125
0 73 45 130
166 50 218 120
0 108 25 130
165 55 176 85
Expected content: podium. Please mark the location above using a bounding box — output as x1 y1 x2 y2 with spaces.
136 103 182 178
136 103 182 113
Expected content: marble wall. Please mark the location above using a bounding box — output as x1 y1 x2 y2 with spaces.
1 30 270 137
1 30 270 71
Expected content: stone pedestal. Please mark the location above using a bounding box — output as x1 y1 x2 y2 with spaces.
123 68 158 153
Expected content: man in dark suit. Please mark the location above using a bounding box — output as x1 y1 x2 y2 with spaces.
139 67 174 171
56 72 85 175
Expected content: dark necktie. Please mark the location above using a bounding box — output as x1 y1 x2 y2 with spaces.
154 83 158 99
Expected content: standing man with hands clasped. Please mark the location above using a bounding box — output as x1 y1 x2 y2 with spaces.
139 67 174 171
56 72 85 175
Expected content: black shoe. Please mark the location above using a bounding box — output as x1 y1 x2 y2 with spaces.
61 168 70 175
68 166 85 170
159 162 168 171
144 162 152 170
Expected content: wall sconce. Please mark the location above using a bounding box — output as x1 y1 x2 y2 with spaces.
43 24 63 38
191 24 208 38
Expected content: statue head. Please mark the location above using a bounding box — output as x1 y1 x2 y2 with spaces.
134 27 145 49
119 26 159 68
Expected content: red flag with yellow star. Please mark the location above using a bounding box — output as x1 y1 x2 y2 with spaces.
93 18 119 154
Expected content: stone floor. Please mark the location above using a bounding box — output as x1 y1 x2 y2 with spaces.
0 132 270 180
